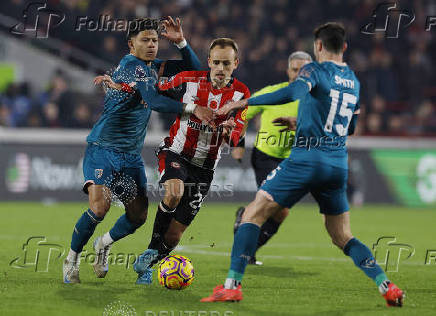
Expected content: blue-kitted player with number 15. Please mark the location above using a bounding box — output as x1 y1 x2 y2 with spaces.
201 22 404 307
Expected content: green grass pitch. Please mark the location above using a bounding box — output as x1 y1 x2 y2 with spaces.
1 202 435 315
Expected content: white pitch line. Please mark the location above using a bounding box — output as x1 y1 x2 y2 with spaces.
176 245 428 266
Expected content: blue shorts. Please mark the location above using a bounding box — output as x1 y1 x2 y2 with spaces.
260 158 349 215
82 144 147 195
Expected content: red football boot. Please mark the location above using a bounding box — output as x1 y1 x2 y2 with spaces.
383 282 404 307
200 284 243 302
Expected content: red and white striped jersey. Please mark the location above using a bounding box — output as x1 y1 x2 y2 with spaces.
158 71 250 170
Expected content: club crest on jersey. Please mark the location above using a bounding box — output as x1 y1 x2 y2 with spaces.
171 162 181 169
207 92 222 111
95 169 103 179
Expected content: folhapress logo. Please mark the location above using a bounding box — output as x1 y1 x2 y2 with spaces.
10 2 65 38
361 2 415 38
10 236 64 272
6 153 30 193
373 236 415 272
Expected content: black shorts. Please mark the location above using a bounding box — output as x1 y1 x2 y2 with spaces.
251 147 284 188
158 150 214 226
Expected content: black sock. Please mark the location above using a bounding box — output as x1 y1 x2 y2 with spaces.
148 202 176 265
148 202 174 249
257 217 281 251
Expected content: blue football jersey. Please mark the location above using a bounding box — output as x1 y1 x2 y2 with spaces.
87 54 156 154
291 61 360 168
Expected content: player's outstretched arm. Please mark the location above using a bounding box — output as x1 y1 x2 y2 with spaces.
217 80 310 116
136 81 214 123
160 17 201 73
248 79 310 106
94 75 122 90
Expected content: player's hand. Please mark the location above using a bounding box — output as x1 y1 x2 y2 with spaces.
193 106 216 128
220 117 236 137
216 99 248 116
161 16 184 44
231 147 245 162
272 117 297 132
94 75 122 90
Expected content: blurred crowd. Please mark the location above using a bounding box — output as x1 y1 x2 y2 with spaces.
0 0 435 135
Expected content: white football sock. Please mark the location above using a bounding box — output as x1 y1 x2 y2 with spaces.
101 232 114 247
224 278 240 289
67 249 80 264
378 280 391 294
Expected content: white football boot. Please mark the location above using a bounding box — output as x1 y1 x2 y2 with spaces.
63 258 80 283
92 236 112 278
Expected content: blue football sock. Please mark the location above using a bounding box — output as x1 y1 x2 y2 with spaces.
343 237 388 286
228 223 260 282
70 209 104 253
109 214 140 242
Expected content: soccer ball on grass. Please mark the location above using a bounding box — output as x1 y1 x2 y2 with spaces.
157 255 194 290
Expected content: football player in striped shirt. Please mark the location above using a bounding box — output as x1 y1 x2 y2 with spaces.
132 38 250 285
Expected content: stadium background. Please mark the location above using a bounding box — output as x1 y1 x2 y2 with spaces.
0 1 436 315
0 0 435 208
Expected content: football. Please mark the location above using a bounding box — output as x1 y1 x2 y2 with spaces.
157 255 194 290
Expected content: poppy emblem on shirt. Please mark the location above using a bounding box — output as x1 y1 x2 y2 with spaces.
208 92 222 111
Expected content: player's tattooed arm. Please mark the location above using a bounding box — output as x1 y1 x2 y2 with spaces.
94 75 122 90
94 74 136 93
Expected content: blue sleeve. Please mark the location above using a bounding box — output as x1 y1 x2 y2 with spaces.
295 63 319 89
122 60 184 113
136 82 184 113
162 43 202 77
247 79 310 106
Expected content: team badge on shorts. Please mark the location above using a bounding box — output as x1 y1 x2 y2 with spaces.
171 162 181 169
95 169 104 179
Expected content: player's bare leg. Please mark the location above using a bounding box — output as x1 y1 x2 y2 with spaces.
134 179 184 284
63 184 110 283
325 212 404 307
202 191 283 302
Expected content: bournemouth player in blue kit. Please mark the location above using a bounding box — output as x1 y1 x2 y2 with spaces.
63 17 213 283
201 22 404 307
